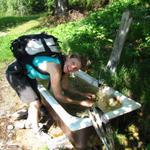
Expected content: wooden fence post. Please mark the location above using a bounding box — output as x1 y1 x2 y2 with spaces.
106 10 132 73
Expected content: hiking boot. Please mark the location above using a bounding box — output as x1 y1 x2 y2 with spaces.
33 127 52 142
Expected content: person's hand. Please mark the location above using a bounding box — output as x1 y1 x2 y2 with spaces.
83 93 95 100
80 99 94 108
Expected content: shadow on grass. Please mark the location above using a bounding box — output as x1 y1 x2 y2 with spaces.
0 15 40 32
63 2 150 149
66 1 150 102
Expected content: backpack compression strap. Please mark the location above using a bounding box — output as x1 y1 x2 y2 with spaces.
40 36 60 56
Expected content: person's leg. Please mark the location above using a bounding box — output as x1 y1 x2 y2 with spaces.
27 100 41 132
6 61 42 132
26 76 42 132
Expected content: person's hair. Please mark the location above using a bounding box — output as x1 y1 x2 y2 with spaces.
68 53 89 70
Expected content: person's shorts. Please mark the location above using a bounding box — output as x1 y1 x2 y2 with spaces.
6 61 41 103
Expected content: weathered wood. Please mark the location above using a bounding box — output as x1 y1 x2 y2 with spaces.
55 0 68 16
106 10 132 73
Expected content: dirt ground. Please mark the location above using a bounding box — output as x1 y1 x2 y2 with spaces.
0 63 74 150
0 62 147 150
0 62 44 150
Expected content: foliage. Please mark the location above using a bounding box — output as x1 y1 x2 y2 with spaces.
0 0 150 148
68 0 108 10
0 0 46 16
0 35 15 62
40 146 49 150
46 0 55 15
30 0 47 13
0 0 7 16
5 0 32 16
0 0 149 16
0 0 109 16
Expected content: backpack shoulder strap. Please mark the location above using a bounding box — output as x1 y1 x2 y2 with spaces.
57 54 65 72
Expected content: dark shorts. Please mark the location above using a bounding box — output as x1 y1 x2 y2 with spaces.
6 61 41 103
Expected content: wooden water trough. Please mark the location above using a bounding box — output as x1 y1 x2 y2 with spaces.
38 70 141 149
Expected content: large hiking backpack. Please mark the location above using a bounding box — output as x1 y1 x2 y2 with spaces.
10 32 64 74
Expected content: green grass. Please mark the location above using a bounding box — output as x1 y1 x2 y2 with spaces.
0 36 14 62
0 15 40 32
0 0 149 148
0 15 42 63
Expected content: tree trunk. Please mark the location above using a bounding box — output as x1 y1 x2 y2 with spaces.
55 0 68 16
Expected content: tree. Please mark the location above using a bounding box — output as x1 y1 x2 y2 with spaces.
55 0 68 16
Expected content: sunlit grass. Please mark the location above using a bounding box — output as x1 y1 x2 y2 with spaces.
9 19 41 35
0 15 40 32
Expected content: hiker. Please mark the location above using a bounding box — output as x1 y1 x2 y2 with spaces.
6 33 95 134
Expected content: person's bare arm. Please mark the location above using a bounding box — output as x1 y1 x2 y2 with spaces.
46 63 94 107
61 74 95 100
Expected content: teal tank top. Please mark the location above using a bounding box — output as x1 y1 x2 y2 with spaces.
26 56 61 80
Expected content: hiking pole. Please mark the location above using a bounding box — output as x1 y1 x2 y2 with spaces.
88 105 115 150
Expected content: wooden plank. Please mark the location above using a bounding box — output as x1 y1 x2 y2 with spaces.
106 10 132 73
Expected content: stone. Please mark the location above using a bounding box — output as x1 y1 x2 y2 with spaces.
7 144 23 150
11 108 28 121
14 120 26 129
7 124 14 131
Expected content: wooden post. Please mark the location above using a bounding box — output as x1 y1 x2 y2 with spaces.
106 10 132 73
55 0 68 16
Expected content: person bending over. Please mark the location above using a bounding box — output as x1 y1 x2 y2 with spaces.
6 53 95 133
